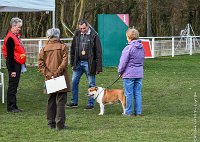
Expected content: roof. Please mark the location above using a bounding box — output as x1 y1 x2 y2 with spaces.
0 0 55 12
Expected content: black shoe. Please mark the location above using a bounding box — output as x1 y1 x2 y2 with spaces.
48 125 56 129
8 108 22 113
66 103 78 108
56 125 68 131
84 106 94 110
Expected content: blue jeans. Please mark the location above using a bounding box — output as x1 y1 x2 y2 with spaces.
71 61 95 106
123 78 142 115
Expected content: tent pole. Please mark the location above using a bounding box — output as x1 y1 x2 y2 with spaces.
52 11 55 28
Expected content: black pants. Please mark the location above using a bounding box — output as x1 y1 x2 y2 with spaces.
47 92 67 129
6 62 21 111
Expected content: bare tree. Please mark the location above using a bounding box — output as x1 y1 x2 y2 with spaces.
60 0 86 37
1 0 200 38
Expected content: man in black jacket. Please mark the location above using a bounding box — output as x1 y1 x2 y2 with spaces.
67 19 102 110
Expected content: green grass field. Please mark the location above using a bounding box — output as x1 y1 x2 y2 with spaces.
0 54 199 142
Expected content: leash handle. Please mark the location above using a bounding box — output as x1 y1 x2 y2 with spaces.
106 76 121 89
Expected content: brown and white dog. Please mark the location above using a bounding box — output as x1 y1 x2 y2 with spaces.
87 87 126 115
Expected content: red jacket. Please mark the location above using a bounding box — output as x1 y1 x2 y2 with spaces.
2 31 26 64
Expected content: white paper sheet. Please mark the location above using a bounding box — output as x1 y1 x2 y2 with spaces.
21 64 27 73
45 75 67 94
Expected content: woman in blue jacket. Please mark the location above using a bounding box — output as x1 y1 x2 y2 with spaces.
118 28 144 116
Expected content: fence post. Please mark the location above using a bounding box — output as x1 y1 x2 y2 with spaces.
190 37 192 55
193 37 196 51
152 38 155 58
38 40 42 53
172 37 174 57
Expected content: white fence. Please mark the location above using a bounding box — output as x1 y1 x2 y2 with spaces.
0 36 200 68
141 36 200 58
0 38 73 69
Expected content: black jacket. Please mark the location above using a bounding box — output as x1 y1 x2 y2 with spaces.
70 28 102 75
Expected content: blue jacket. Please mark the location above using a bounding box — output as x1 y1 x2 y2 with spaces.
118 39 144 78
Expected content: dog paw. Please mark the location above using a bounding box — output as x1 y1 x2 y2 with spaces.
98 113 103 115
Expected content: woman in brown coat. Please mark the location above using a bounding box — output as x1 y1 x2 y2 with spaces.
38 28 71 130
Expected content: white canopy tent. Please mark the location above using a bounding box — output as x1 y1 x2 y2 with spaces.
0 0 55 27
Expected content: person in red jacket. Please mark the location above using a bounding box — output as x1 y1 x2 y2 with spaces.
2 17 26 113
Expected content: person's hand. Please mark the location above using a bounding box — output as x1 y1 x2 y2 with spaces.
53 72 59 78
19 54 26 59
11 72 16 77
118 74 122 78
46 72 53 80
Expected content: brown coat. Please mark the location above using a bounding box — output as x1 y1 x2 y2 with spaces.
38 38 71 92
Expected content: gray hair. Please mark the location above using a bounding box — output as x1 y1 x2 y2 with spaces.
46 28 60 39
78 19 88 26
126 27 139 40
10 17 23 27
